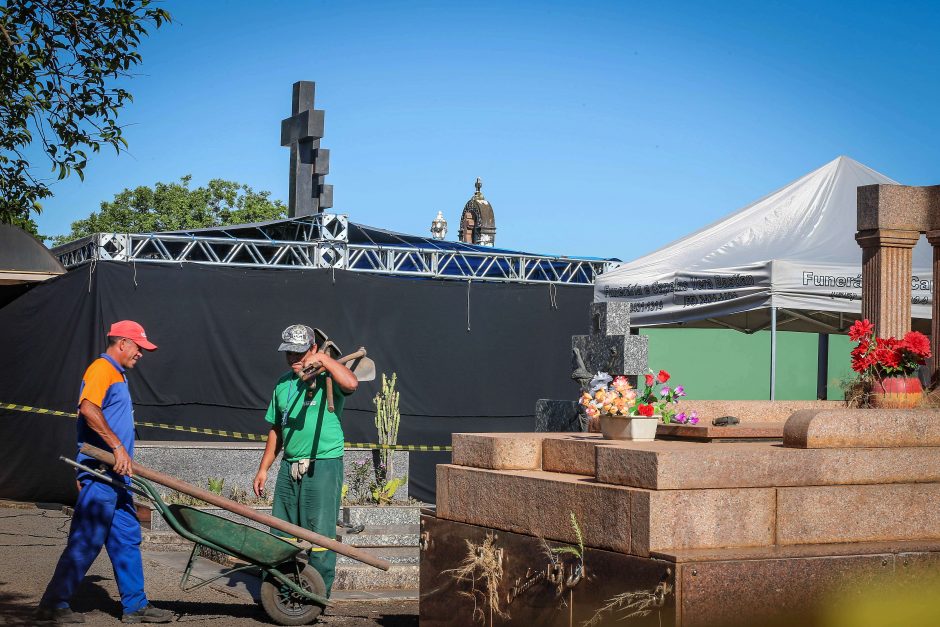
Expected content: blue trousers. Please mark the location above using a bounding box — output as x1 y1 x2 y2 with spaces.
41 478 148 614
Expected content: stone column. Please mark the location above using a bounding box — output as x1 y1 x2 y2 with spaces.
927 230 940 385
855 228 921 339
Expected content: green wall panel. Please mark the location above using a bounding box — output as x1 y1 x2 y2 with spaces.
640 328 853 401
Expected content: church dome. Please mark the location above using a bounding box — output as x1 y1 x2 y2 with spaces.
459 178 496 247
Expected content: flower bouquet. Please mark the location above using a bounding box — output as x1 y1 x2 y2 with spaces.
848 319 930 408
579 369 690 441
634 370 697 425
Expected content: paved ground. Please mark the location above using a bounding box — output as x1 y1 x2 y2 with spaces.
0 503 418 626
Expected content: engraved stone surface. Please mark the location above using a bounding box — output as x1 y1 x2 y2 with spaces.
571 334 649 375
572 301 648 376
589 301 632 337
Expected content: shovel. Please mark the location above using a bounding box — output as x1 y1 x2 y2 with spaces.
301 347 376 411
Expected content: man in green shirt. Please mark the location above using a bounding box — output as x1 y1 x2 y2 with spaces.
253 324 358 596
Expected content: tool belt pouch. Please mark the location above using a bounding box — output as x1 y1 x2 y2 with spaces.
290 459 311 481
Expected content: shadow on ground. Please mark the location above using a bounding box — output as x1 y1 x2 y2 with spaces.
0 587 37 626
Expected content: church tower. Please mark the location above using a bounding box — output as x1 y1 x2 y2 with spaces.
458 178 496 247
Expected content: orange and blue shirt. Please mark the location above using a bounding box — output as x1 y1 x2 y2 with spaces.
76 354 135 470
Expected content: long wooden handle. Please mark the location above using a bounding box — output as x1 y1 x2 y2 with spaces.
326 376 335 412
80 444 390 571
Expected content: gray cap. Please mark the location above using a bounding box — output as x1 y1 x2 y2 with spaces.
278 324 317 353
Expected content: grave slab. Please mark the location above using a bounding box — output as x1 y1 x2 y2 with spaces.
436 464 632 553
451 433 543 470
784 409 940 448
436 464 775 556
776 483 940 545
541 433 603 476
594 440 940 490
676 399 839 423
656 421 783 441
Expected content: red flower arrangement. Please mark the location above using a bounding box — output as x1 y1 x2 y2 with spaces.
848 319 931 379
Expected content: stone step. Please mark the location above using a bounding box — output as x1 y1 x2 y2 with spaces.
436 463 774 557
341 505 421 526
438 459 940 555
339 524 419 548
141 530 194 552
333 563 419 591
336 546 418 566
455 431 940 490
593 440 940 490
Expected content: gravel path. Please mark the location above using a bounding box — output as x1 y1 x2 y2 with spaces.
0 503 417 626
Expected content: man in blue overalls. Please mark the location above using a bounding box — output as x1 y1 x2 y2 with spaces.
36 321 173 624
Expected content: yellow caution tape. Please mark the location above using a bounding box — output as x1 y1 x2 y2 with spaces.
344 442 451 452
1 403 77 418
1 402 452 451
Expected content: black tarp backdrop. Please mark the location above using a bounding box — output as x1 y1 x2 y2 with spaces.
0 262 591 503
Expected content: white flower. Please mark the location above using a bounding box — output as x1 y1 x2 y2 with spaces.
589 371 613 393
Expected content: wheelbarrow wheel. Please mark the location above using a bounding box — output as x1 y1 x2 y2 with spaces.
260 563 326 626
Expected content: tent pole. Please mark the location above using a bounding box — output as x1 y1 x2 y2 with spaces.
770 306 777 401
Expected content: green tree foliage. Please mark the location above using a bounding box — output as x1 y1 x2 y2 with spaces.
0 0 171 226
53 176 288 245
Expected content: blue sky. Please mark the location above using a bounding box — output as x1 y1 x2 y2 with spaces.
31 0 940 260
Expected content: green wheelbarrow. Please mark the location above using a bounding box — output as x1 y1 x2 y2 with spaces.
64 459 328 626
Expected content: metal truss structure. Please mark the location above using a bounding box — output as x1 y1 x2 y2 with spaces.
52 214 617 285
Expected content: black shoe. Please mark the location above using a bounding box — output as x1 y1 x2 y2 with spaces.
34 606 85 624
121 604 174 623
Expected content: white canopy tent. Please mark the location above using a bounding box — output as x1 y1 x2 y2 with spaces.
595 156 933 398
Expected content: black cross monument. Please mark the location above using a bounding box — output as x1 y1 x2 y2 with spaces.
281 81 333 217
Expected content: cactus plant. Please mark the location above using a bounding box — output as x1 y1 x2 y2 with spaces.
373 372 400 480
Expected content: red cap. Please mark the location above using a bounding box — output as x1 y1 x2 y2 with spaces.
107 320 157 351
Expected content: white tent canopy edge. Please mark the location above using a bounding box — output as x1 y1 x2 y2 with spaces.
595 156 933 399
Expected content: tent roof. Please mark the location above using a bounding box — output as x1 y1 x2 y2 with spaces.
595 156 932 332
0 225 65 285
614 156 931 274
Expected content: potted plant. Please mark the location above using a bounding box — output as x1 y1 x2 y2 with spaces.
848 319 931 408
579 370 690 441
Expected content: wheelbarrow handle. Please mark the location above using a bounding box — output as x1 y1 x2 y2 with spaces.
80 443 392 572
59 457 152 501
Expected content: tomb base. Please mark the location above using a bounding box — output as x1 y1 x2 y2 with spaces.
423 408 940 625
419 515 940 627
